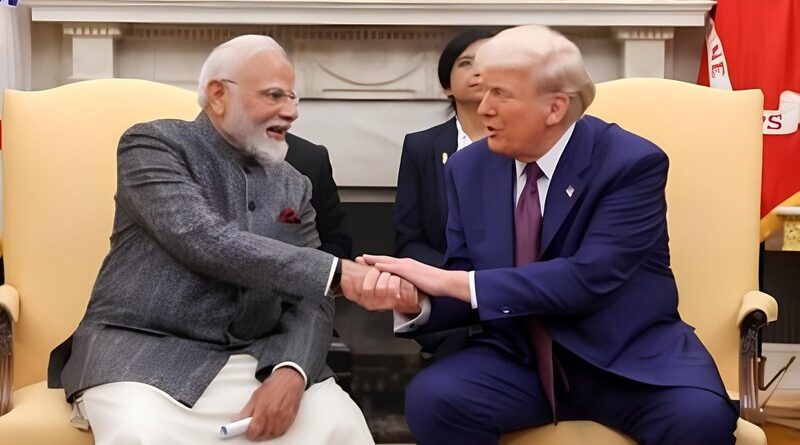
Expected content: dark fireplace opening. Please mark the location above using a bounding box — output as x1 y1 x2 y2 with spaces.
335 201 424 443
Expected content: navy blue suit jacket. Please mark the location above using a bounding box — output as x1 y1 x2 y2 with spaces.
394 118 457 266
419 115 729 399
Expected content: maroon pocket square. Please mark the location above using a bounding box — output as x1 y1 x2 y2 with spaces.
279 208 301 224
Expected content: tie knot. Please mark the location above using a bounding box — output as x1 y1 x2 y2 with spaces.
525 162 544 183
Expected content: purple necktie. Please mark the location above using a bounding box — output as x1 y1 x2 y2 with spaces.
515 162 560 423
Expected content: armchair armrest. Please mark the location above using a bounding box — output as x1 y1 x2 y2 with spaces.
0 284 19 416
737 290 778 327
738 290 778 425
0 285 19 324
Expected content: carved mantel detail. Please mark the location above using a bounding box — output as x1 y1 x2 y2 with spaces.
613 27 676 41
62 22 127 38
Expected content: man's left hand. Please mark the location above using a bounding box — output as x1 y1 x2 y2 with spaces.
236 367 305 441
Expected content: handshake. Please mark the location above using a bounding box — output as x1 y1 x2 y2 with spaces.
333 255 472 314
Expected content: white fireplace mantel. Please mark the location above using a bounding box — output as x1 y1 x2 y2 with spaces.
22 0 714 190
27 0 713 27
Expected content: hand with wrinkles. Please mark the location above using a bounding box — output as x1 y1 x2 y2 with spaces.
338 259 421 315
236 367 304 441
359 254 471 305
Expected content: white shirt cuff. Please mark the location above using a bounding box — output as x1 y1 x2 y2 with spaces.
324 257 338 297
469 271 478 309
393 295 431 333
272 361 308 387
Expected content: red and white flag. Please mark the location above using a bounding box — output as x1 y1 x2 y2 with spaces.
698 0 800 240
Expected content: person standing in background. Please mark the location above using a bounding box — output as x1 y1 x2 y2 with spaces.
393 29 495 355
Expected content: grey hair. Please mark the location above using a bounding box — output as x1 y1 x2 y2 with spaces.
489 25 596 124
197 35 287 108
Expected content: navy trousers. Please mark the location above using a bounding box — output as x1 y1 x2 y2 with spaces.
405 342 737 445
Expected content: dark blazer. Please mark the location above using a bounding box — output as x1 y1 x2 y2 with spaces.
285 133 352 259
394 118 457 267
416 115 730 400
49 113 335 406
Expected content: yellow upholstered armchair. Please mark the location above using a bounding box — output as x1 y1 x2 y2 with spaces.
0 79 199 445
501 79 778 445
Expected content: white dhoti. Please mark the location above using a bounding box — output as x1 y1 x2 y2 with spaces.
74 355 374 445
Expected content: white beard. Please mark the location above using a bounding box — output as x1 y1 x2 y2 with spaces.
224 101 290 165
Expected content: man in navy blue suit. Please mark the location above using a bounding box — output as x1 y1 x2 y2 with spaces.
360 25 738 445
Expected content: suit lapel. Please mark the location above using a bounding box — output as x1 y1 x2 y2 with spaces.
433 117 459 229
483 149 516 268
541 119 593 255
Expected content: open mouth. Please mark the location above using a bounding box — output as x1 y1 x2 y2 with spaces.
266 125 289 140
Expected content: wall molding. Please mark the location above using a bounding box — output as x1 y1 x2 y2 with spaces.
27 0 713 27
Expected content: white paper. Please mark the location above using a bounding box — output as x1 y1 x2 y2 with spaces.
219 417 251 439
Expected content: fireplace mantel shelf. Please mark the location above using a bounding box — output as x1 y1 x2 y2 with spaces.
27 0 714 26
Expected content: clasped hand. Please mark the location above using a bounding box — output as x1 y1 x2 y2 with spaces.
340 255 472 310
337 258 421 314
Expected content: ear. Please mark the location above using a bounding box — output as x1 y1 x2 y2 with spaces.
443 87 453 97
545 92 571 126
205 80 228 116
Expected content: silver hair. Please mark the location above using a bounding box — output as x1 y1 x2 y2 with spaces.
488 25 596 124
197 35 287 108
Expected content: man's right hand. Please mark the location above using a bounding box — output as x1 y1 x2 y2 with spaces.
236 367 304 441
339 259 420 315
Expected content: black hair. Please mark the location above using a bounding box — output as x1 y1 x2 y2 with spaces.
437 29 497 91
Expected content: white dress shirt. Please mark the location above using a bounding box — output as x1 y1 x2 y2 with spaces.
454 117 474 151
395 123 576 332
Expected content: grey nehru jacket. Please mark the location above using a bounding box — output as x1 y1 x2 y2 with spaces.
48 112 336 406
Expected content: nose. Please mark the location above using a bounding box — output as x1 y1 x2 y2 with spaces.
470 73 482 86
477 90 494 116
279 100 298 122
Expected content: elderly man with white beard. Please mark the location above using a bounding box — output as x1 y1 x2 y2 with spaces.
47 35 416 445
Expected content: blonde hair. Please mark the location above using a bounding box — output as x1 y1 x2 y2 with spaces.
197 35 287 108
488 25 595 124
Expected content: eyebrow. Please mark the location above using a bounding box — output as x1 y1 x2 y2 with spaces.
255 86 291 93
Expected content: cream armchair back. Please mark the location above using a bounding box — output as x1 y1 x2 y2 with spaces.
0 79 199 445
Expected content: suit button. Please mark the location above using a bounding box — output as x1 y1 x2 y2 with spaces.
248 201 256 211
501 306 512 314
